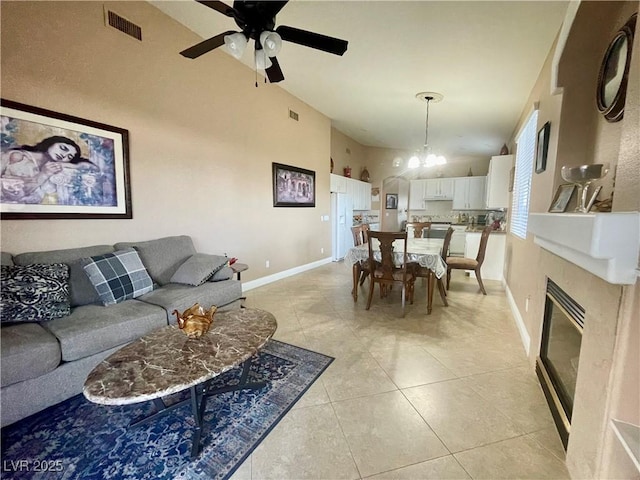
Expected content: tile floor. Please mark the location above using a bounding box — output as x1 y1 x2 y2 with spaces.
231 263 570 479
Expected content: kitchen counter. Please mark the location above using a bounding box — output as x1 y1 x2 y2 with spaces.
465 227 506 234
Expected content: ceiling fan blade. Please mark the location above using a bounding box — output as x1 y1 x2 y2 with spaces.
180 30 237 59
196 1 236 17
265 56 285 83
276 25 348 56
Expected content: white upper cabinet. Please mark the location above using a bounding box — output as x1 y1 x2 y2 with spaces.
453 176 486 210
485 155 513 209
340 176 371 210
425 178 454 200
330 173 347 193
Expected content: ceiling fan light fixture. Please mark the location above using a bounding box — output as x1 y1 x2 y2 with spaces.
260 31 282 57
255 49 273 70
224 32 248 59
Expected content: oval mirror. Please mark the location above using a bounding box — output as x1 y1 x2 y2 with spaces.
596 13 636 122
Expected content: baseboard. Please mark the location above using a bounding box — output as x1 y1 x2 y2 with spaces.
505 284 531 356
242 257 333 292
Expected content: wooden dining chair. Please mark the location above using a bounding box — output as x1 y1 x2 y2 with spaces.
365 230 416 315
412 227 453 310
350 224 370 301
406 222 431 238
446 225 492 295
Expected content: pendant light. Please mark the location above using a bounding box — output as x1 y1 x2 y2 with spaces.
409 92 447 168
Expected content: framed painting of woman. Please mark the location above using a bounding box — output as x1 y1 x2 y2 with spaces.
1 99 131 219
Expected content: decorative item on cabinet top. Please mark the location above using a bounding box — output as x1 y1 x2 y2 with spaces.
360 166 370 182
500 143 509 155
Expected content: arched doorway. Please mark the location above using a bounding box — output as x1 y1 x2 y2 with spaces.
381 176 409 232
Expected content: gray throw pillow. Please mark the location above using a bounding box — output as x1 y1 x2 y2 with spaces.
209 266 234 282
170 254 229 286
1 264 71 323
82 248 154 306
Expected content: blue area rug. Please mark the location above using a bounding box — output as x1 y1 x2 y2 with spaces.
1 340 333 480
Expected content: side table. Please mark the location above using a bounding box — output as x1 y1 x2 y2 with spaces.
231 262 248 281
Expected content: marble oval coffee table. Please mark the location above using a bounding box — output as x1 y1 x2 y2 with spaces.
83 308 277 459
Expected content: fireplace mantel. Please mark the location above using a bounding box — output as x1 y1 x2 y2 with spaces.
528 212 640 285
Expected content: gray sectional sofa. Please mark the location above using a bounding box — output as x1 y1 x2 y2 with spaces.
0 235 244 427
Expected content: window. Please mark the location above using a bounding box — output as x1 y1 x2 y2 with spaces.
510 109 539 239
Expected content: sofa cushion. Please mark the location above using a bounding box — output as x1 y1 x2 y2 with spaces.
137 280 242 324
210 266 234 282
82 248 154 306
1 252 14 266
42 300 167 362
114 236 196 286
1 323 61 387
1 264 71 323
13 245 115 307
170 254 228 286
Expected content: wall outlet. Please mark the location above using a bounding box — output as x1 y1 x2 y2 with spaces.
321 247 324 254
265 260 270 268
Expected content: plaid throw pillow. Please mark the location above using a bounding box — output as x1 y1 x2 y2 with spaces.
82 248 153 306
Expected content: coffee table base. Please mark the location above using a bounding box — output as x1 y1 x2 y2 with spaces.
130 357 267 459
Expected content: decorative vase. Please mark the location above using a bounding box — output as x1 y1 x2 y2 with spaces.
344 166 351 178
360 167 370 182
467 167 473 176
330 158 334 173
500 144 509 155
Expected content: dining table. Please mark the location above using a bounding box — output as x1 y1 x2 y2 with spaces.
345 237 447 314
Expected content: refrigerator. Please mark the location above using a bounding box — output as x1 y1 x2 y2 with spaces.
331 192 354 261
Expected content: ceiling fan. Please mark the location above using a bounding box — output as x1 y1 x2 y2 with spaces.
180 0 349 83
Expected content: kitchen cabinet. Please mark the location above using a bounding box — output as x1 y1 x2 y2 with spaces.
425 178 454 200
453 176 486 210
330 173 347 193
345 177 371 210
409 180 426 209
464 231 506 281
485 155 512 209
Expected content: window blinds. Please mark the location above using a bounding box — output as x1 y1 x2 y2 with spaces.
510 109 538 239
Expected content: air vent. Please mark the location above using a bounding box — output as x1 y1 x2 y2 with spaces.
289 109 299 121
106 10 142 41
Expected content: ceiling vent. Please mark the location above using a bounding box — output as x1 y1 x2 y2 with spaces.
289 109 299 121
105 9 142 41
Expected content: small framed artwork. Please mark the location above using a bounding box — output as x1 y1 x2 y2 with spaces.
272 162 316 207
385 193 398 209
536 121 551 174
549 184 576 213
1 99 131 219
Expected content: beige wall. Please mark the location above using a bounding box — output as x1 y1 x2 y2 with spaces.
0 1 333 281
504 2 639 479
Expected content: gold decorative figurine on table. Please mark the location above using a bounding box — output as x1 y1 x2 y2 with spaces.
173 303 217 338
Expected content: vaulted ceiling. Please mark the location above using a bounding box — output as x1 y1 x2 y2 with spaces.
152 1 569 159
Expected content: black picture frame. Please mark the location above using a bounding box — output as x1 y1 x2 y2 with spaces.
536 121 550 174
548 184 576 213
1 99 131 219
272 162 316 207
385 193 398 209
596 13 636 122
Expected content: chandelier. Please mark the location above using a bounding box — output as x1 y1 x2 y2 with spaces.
408 92 447 169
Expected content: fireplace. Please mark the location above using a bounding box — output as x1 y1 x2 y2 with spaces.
536 278 585 450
